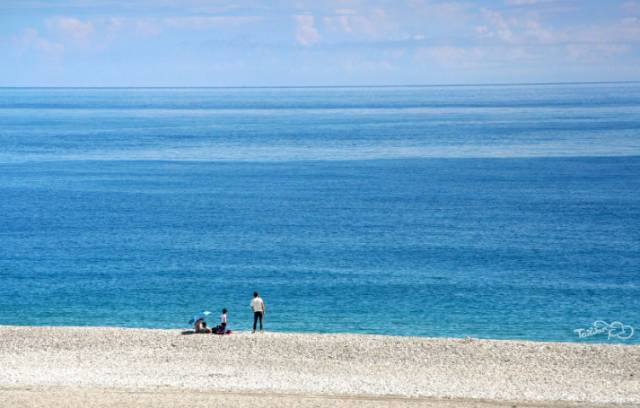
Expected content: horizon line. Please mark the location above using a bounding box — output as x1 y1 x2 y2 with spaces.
1 80 639 89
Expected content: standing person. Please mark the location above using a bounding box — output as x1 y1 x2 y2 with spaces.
251 292 265 333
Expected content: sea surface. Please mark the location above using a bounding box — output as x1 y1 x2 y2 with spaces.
1 84 639 343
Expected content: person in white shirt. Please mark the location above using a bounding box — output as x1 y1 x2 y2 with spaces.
214 308 228 334
251 292 265 333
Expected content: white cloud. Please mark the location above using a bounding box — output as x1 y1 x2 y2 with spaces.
476 25 490 35
566 44 629 61
523 19 555 43
504 0 564 5
322 8 396 41
329 14 374 36
49 16 94 45
324 15 353 33
334 8 357 15
407 0 472 26
162 16 261 30
415 46 484 67
619 16 640 40
478 8 558 45
505 0 539 5
481 9 514 42
294 15 319 46
13 27 64 58
134 19 162 36
622 1 640 12
342 57 395 73
105 17 124 33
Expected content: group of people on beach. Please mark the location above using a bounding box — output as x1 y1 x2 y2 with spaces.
194 292 265 334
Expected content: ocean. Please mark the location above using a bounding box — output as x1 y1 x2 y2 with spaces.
0 84 638 343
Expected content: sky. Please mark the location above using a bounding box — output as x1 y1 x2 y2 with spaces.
1 0 639 86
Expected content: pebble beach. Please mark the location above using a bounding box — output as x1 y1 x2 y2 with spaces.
0 326 638 407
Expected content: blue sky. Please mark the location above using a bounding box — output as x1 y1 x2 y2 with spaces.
1 0 639 86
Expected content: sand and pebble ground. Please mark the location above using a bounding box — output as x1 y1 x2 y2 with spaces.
0 326 638 407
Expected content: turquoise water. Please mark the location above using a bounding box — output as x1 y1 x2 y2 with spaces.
0 84 639 343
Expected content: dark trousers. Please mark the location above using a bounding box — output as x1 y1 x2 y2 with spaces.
253 311 263 331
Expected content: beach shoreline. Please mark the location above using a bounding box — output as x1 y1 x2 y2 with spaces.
1 326 638 407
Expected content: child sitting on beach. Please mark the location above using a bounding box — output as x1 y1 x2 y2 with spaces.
194 318 211 334
214 309 228 335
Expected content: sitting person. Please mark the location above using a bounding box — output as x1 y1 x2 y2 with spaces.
214 308 228 334
194 318 211 334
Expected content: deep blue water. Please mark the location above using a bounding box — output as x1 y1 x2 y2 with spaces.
0 84 639 343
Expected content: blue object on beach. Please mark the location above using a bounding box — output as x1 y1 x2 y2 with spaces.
188 310 212 325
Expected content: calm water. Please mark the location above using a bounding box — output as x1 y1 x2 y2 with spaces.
1 84 639 343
